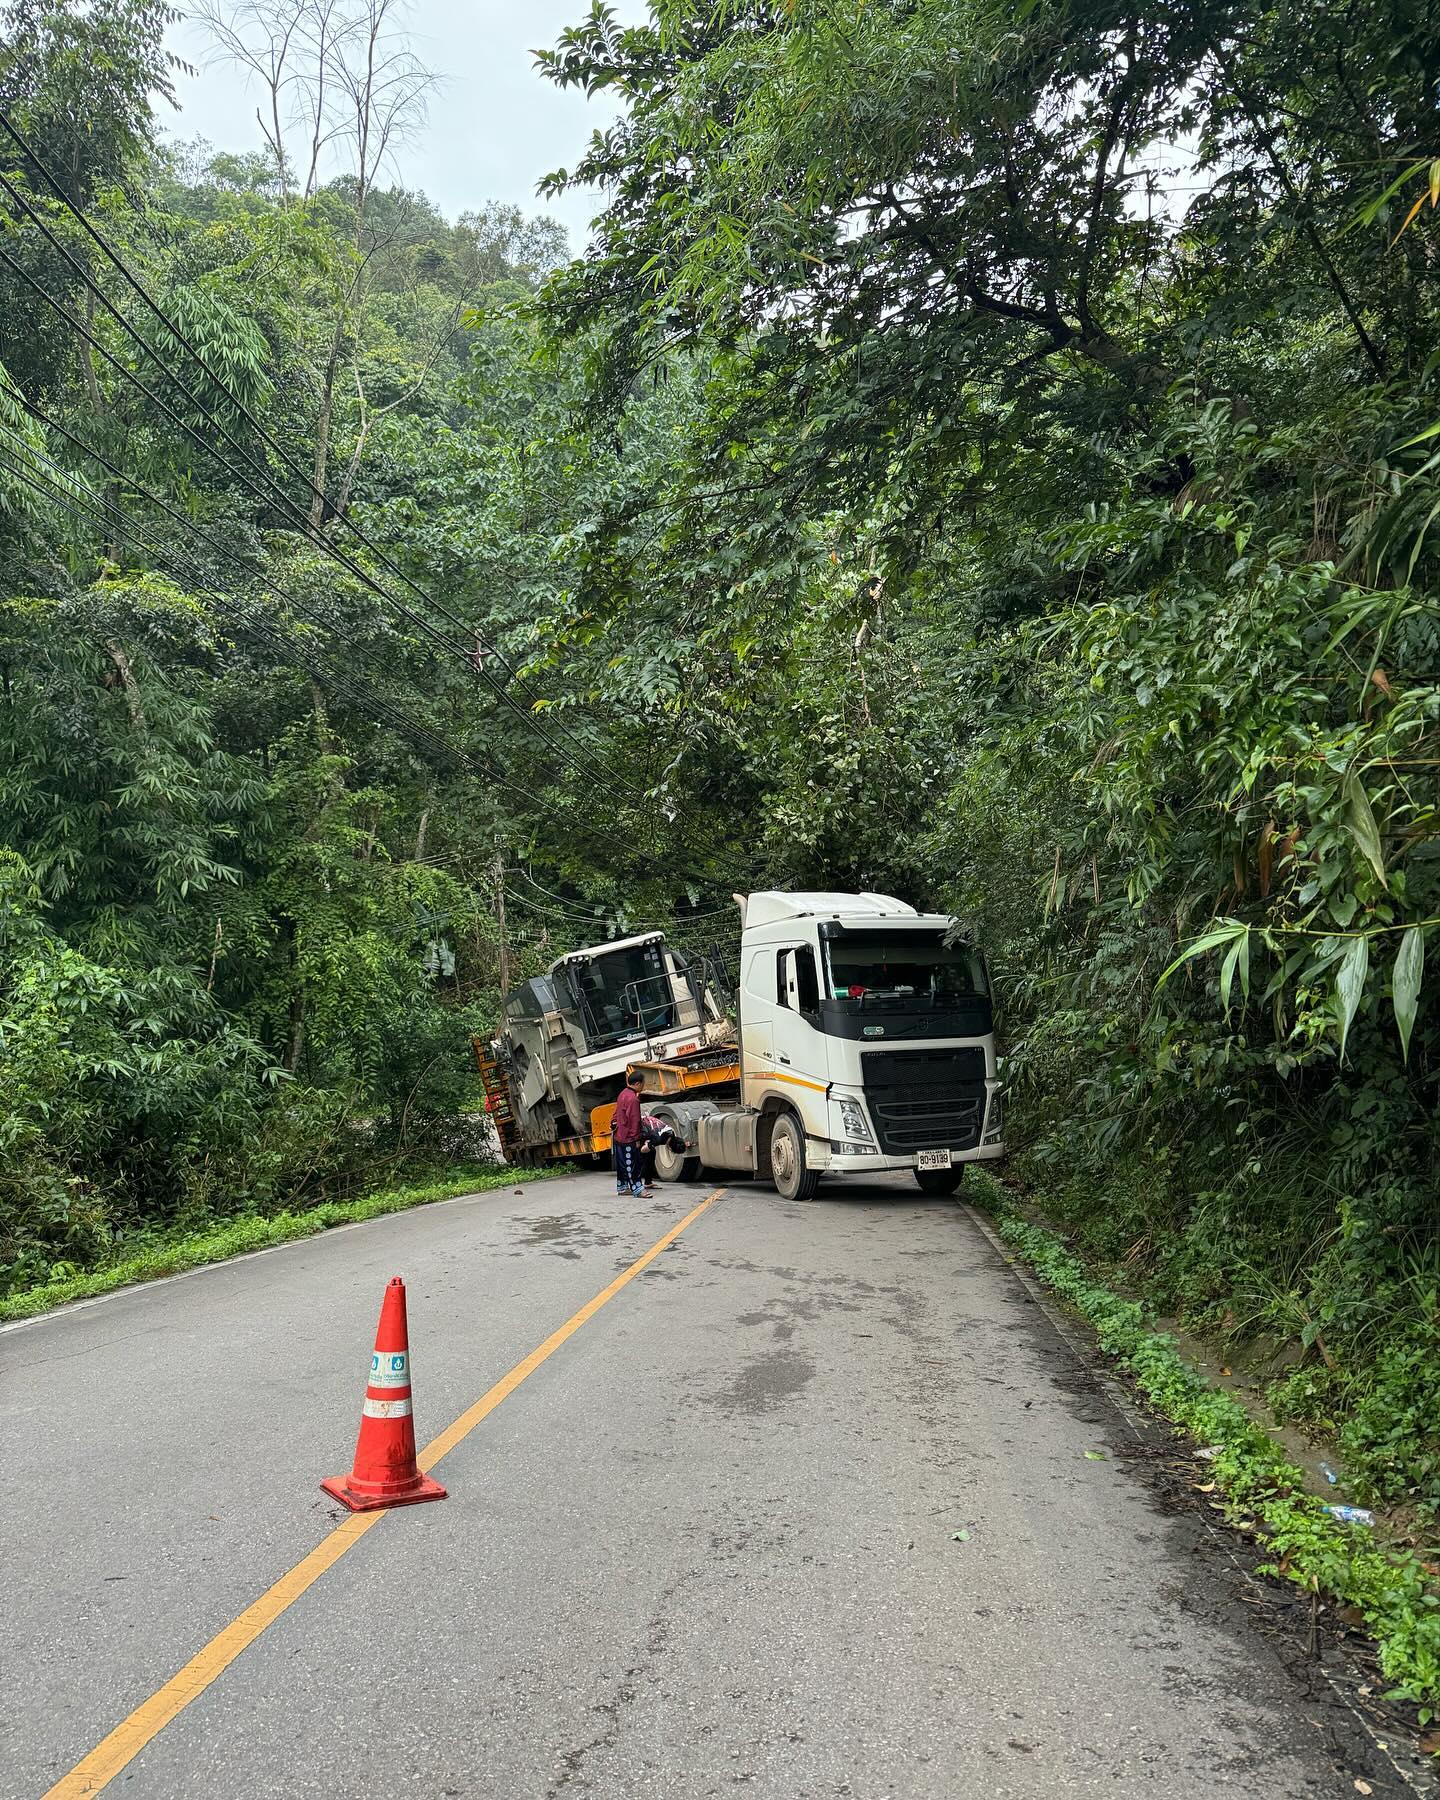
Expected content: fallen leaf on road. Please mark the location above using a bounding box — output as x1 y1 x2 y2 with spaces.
1194 1481 1217 1493
1418 1730 1440 1756
1354 1781 1372 1795
1084 1450 1107 1461
951 1529 971 1542
1220 1366 1232 1377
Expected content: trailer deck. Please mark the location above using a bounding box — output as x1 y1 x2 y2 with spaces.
473 1038 739 1166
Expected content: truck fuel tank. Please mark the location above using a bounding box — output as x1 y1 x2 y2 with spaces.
694 1106 755 1174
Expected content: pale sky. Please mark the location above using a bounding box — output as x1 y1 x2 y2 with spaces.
164 1 653 252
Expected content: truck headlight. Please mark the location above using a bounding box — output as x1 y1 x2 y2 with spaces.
982 1088 1005 1145
836 1097 873 1142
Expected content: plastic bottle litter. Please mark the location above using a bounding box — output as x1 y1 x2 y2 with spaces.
1196 1445 1224 1461
1319 1462 1340 1486
1324 1504 1375 1527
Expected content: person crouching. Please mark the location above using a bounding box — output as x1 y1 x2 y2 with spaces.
638 1115 680 1196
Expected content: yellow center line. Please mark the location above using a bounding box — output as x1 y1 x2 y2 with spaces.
44 1186 727 1799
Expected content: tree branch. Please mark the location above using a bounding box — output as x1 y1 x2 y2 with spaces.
1076 31 1136 339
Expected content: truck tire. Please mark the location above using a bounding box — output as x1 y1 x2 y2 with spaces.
914 1166 965 1197
770 1112 819 1203
653 1137 702 1184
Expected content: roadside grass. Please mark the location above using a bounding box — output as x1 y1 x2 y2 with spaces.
0 1164 567 1325
969 1170 1440 1724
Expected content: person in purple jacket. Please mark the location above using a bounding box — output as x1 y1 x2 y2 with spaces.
611 1070 645 1197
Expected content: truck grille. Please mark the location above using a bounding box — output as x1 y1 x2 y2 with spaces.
860 1047 987 1154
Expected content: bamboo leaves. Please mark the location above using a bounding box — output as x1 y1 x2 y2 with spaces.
1392 928 1425 1064
1158 918 1247 993
1162 913 1432 1065
1335 935 1369 1063
1342 765 1387 889
1219 930 1250 1014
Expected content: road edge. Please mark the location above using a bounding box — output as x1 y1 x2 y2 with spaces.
961 1196 1437 1794
0 1167 567 1334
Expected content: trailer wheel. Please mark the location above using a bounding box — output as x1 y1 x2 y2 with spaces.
770 1112 819 1203
653 1138 702 1184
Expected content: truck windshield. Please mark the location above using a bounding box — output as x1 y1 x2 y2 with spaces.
573 941 674 1046
823 929 988 1011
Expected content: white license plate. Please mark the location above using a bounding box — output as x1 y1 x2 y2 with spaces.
915 1149 953 1171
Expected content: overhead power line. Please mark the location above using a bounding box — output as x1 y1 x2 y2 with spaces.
0 407 568 817
0 119 762 890
0 424 484 772
0 192 618 795
0 114 641 796
0 383 480 764
507 864 736 927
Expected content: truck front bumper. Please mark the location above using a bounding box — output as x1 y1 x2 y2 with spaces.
806 1140 1005 1174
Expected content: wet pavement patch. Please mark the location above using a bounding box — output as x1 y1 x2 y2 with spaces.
703 1348 818 1415
510 1213 619 1259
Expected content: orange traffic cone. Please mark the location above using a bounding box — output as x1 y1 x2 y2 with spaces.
322 1277 447 1512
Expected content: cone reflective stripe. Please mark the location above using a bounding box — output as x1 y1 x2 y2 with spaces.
322 1277 446 1511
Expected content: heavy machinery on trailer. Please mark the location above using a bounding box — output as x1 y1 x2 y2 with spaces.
474 933 737 1172
476 891 1004 1197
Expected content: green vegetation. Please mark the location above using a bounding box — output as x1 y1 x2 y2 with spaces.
973 1177 1440 1718
0 1162 551 1323
0 0 1436 1539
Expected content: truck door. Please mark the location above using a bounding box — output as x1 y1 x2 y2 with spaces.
740 946 775 1108
774 942 828 1105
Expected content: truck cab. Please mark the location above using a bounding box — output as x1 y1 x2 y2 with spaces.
689 892 1004 1199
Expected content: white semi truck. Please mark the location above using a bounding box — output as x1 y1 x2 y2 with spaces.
666 891 1003 1197
476 890 1004 1198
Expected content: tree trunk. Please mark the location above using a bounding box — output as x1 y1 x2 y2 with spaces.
286 992 306 1074
80 287 104 415
308 314 345 530
105 640 147 732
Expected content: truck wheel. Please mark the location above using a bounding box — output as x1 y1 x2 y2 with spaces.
770 1113 819 1203
914 1167 965 1197
653 1138 702 1184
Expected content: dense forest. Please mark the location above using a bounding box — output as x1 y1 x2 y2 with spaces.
1 0 1437 1521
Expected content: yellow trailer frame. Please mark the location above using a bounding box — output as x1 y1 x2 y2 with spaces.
472 1038 739 1167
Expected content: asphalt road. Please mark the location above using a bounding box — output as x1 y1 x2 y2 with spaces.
1 1170 1392 1798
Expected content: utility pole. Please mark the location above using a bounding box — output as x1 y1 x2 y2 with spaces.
491 843 511 998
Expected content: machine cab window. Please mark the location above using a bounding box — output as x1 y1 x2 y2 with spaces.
574 939 674 1047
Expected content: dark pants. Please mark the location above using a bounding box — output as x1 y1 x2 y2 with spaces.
640 1140 658 1185
614 1141 643 1192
